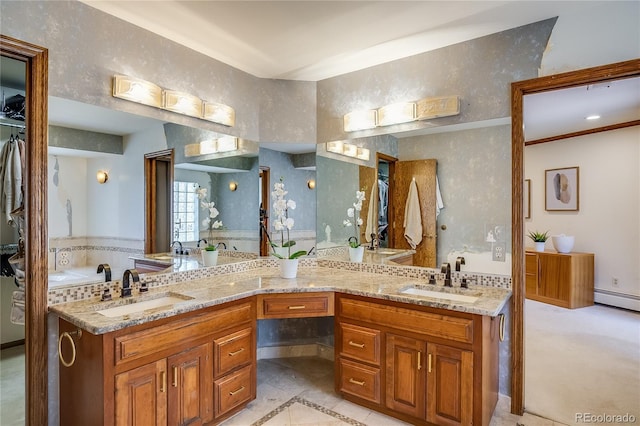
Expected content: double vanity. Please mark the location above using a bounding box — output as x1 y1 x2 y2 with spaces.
51 257 510 426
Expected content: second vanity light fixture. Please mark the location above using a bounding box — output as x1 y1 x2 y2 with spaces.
326 140 370 161
112 75 235 127
343 95 460 132
184 135 239 157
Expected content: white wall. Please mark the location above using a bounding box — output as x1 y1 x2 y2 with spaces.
47 155 88 238
525 126 639 309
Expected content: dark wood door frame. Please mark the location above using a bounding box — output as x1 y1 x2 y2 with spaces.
144 149 174 254
510 58 640 415
1 35 49 426
259 167 270 256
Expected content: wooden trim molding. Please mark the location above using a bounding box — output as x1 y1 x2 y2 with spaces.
511 58 640 415
1 34 49 426
525 119 640 146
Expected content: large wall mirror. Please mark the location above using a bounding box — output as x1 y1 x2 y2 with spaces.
316 120 512 275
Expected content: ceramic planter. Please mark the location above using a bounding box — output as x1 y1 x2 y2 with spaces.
349 246 365 262
201 249 219 267
279 258 299 278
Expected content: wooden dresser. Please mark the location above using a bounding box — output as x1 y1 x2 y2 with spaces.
525 250 595 309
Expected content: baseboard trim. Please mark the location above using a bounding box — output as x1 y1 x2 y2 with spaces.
595 290 640 312
1 339 25 350
257 343 335 361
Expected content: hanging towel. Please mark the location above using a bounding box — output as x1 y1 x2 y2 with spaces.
404 179 422 249
365 180 378 243
435 175 444 218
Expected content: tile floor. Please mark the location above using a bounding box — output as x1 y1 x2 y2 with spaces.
0 347 564 425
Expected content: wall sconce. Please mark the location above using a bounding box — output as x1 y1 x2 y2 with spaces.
112 75 162 108
343 95 460 132
96 170 109 184
184 136 239 157
325 141 370 161
229 182 238 192
112 75 235 127
307 179 316 190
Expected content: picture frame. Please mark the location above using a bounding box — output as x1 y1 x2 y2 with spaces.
545 167 579 211
524 179 531 219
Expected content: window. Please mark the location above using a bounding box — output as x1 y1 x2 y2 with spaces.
173 181 199 241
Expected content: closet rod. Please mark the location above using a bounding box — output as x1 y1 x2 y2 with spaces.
0 121 25 130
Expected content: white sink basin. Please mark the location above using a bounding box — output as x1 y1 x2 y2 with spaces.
97 293 194 317
399 286 479 303
49 270 89 282
376 250 398 255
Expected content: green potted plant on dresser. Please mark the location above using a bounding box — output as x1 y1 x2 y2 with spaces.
527 230 549 252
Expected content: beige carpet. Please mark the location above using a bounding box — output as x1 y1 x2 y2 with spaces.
525 300 640 425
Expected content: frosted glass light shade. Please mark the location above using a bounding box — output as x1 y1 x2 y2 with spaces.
162 90 202 118
112 75 162 108
203 102 235 127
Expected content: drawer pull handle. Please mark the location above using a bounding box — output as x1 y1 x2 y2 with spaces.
172 366 178 387
499 313 505 342
160 371 166 393
229 386 245 396
428 353 433 373
288 305 306 310
228 348 245 356
348 341 365 349
349 378 365 386
418 351 422 370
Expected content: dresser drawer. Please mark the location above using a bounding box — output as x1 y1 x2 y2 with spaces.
257 292 334 319
340 323 380 366
339 358 381 404
214 327 254 378
214 364 255 418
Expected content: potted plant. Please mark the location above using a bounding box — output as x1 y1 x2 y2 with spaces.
196 186 224 266
527 230 549 252
270 178 307 278
343 190 366 262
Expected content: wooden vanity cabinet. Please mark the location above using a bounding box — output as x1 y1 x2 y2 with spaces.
335 294 498 426
525 250 594 308
59 298 256 426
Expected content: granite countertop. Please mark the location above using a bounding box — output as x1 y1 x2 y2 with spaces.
50 266 511 335
129 251 246 273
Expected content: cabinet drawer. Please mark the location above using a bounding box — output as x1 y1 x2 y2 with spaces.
339 297 473 344
525 253 538 274
257 292 334 319
340 323 380 365
339 358 381 404
114 302 253 366
214 327 254 377
214 364 255 418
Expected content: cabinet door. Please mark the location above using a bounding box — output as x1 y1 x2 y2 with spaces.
525 253 538 297
115 359 167 426
426 343 473 426
168 344 212 426
385 333 426 419
538 253 571 302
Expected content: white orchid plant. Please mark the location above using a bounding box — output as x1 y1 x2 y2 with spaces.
195 186 224 251
271 177 307 259
343 190 366 248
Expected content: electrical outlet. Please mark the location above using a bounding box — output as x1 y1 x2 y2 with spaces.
612 277 619 287
492 243 506 262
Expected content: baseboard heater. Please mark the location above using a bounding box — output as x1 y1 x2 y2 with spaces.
594 288 640 312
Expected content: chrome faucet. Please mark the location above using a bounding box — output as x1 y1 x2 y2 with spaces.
197 238 208 248
121 269 140 298
97 263 111 282
170 240 183 255
441 262 452 287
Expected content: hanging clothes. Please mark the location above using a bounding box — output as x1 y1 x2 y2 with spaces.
435 175 444 218
377 178 389 239
0 136 25 225
365 180 378 243
404 178 423 249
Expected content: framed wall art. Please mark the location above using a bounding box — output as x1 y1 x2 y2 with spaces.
524 179 531 219
545 166 579 211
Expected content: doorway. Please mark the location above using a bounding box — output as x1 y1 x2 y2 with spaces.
144 149 174 254
259 167 270 256
0 35 49 425
510 58 640 415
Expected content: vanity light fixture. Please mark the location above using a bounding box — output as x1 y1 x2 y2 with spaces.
307 179 316 190
343 109 377 132
112 75 162 108
325 141 370 161
203 101 236 127
112 74 235 127
229 181 238 192
162 89 203 118
416 96 460 120
96 170 109 184
377 102 416 126
184 136 239 157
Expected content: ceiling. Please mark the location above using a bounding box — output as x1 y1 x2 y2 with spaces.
3 1 638 151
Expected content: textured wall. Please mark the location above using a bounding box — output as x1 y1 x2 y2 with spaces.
316 19 556 143
49 125 122 154
259 79 317 143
